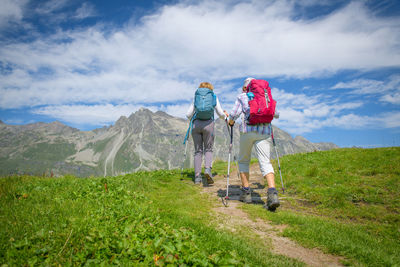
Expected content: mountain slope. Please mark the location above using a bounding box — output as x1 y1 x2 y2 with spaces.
0 108 338 176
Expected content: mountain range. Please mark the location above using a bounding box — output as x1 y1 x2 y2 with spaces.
0 108 338 177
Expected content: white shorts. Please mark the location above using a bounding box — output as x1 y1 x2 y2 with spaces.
238 132 274 177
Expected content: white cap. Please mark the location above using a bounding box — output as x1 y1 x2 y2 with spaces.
244 77 255 88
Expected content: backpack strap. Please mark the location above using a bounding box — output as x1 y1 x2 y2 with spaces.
212 93 217 108
264 88 270 108
183 115 195 145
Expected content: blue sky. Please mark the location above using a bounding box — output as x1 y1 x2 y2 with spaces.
0 0 399 148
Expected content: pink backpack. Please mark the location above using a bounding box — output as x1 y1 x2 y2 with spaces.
246 79 276 124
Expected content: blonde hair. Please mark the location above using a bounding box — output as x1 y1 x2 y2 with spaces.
199 82 214 90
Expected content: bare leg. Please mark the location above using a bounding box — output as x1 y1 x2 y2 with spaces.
265 172 276 188
240 172 250 188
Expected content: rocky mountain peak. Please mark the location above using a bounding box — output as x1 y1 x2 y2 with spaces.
126 108 153 121
115 116 129 128
294 136 310 143
112 108 157 134
136 107 153 115
47 121 78 134
50 121 65 127
155 110 174 119
133 108 157 124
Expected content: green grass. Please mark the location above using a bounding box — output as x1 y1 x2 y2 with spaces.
1 147 399 266
243 147 400 266
0 170 300 266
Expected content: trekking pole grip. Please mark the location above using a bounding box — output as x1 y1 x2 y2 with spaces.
230 125 233 145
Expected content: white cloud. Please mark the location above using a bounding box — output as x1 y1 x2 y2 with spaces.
331 79 386 94
331 75 400 104
1 1 399 101
160 103 192 119
275 110 400 134
31 103 193 126
32 104 141 126
35 0 69 15
0 68 196 109
272 87 366 133
380 93 400 105
378 111 400 128
74 2 97 20
0 0 27 29
331 111 400 129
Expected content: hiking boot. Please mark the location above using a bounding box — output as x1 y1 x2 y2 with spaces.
194 176 202 185
202 175 209 187
239 187 252 203
204 168 214 185
265 188 280 211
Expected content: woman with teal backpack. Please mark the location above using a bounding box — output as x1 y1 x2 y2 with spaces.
186 82 228 186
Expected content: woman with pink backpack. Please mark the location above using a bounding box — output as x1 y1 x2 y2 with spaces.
228 77 280 211
186 82 228 186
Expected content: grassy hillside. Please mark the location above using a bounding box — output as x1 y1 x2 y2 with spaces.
1 147 399 266
243 147 400 266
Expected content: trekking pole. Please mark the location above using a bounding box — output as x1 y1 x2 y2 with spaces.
222 121 234 207
271 124 285 193
181 118 193 177
181 140 188 177
233 156 240 179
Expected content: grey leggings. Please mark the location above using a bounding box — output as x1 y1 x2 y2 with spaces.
191 119 214 176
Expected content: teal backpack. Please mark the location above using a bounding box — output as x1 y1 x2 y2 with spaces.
194 87 217 120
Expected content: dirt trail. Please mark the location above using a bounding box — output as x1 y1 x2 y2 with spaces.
201 164 344 267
